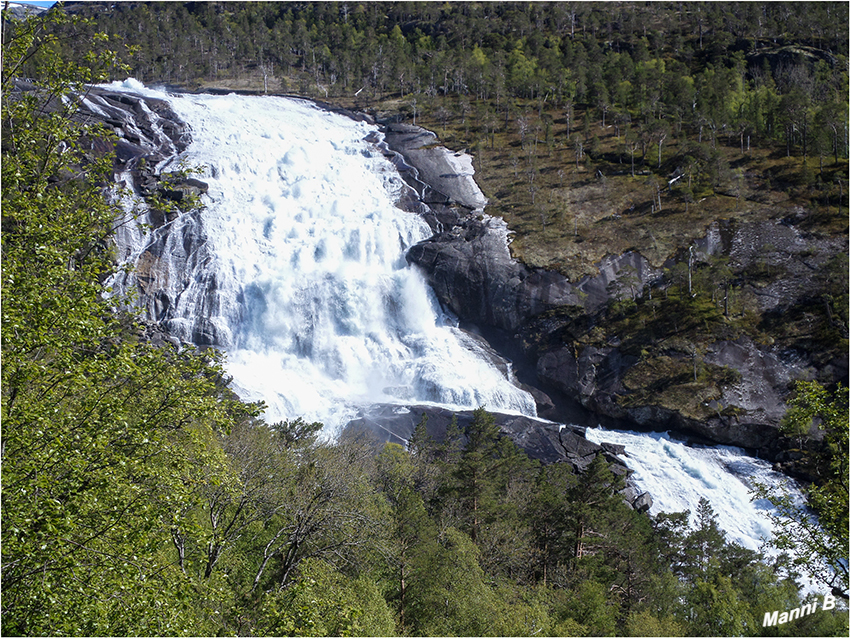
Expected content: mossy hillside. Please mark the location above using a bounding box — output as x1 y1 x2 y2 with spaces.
402 94 847 280
404 94 846 406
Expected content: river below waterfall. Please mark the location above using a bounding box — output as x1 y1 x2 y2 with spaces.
585 428 803 550
104 80 810 570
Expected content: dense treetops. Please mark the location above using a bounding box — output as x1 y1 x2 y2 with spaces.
59 1 848 272
61 2 848 108
55 3 848 186
59 2 847 143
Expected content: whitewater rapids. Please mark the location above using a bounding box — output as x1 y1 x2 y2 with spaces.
105 79 536 433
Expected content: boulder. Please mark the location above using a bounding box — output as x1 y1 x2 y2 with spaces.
633 492 653 513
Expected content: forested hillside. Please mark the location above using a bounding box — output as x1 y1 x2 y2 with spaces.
2 3 848 636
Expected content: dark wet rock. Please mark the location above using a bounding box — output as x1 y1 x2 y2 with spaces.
406 216 583 333
600 441 627 456
534 334 798 458
633 492 653 513
60 84 201 230
68 85 228 348
344 404 565 464
9 79 189 195
343 403 640 490
405 213 662 335
73 86 191 174
703 337 794 425
135 317 183 350
620 486 640 508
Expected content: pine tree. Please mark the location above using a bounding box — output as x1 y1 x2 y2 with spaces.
755 381 849 600
450 408 534 544
566 453 627 566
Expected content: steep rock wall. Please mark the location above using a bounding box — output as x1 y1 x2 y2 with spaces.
389 131 847 471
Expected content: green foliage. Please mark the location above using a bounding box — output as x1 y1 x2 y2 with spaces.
405 526 497 637
755 381 849 600
528 461 578 583
1 8 254 634
487 582 554 637
626 609 686 637
272 416 324 447
256 559 395 637
683 574 754 636
4 4 845 635
553 579 620 636
449 408 534 540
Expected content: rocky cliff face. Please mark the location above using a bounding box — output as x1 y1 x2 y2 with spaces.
71 85 228 345
387 126 847 475
406 216 661 333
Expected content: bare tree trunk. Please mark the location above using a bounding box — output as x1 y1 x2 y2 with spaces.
658 133 666 168
171 528 186 574
688 246 694 296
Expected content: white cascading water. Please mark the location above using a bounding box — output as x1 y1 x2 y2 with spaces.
584 428 802 550
585 427 824 596
105 80 535 433
103 81 814 578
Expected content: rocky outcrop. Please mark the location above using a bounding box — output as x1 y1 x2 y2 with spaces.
382 123 488 211
534 335 805 457
157 173 209 202
72 85 191 175
67 84 210 228
407 216 582 333
390 124 846 469
9 79 191 195
401 210 664 336
404 216 827 461
343 403 649 509
70 85 226 346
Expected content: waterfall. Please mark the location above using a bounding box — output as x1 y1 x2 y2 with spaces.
584 428 804 550
105 80 536 433
102 81 814 577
